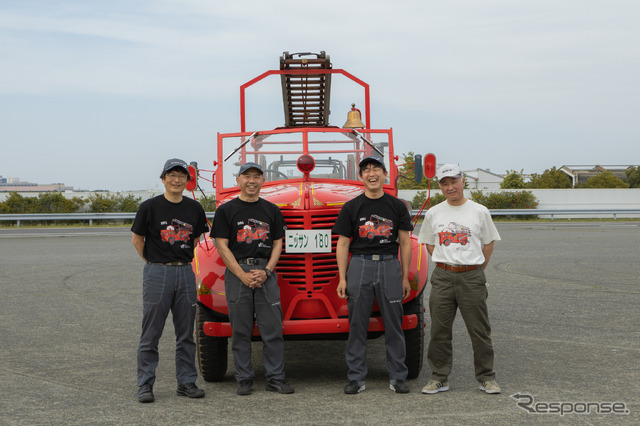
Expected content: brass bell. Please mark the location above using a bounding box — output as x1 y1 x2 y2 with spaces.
342 103 365 128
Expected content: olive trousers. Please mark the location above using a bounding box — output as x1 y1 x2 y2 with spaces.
427 266 496 383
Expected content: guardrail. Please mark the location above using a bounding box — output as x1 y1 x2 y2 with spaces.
0 212 216 227
2 209 640 226
482 208 640 220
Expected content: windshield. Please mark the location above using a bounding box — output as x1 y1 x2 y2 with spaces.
219 129 391 189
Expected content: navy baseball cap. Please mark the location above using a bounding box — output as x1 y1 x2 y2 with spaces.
238 162 263 175
163 158 189 174
359 155 385 168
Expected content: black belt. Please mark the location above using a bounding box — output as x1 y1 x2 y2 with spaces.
436 262 481 273
357 254 397 262
148 261 189 266
238 258 267 265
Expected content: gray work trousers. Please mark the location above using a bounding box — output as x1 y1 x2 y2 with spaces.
225 261 285 382
137 263 198 387
345 256 408 383
427 266 496 383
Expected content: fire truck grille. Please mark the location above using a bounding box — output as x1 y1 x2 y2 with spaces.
279 211 339 289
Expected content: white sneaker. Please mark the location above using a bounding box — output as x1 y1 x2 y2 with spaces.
421 379 449 394
479 380 501 394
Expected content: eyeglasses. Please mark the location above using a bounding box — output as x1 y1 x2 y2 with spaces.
166 173 188 181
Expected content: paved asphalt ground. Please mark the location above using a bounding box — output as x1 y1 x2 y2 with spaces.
1 223 639 425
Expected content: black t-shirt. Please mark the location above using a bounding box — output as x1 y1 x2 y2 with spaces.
332 193 413 255
131 195 208 263
210 197 285 260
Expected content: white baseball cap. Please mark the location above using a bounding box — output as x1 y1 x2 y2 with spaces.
437 164 462 181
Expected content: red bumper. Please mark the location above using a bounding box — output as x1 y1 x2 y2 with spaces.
203 314 419 337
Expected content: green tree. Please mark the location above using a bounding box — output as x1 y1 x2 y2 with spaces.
527 167 572 188
471 190 538 219
198 197 217 212
409 191 445 209
88 192 142 212
624 166 640 188
88 193 119 212
579 171 630 188
500 169 526 189
35 193 85 213
116 194 142 212
0 191 30 214
0 192 37 213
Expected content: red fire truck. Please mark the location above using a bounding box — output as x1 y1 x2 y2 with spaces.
438 222 470 246
191 52 428 381
160 219 192 245
359 214 393 239
236 218 270 244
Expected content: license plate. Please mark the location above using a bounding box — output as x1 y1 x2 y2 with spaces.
285 229 332 253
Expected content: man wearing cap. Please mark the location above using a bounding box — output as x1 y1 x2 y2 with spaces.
418 164 502 395
333 155 413 394
210 162 294 396
131 158 208 403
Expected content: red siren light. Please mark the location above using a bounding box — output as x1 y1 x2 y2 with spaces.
186 163 198 191
297 155 315 173
424 153 436 180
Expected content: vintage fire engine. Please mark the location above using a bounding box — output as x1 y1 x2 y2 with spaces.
191 52 428 381
438 222 471 246
236 218 270 244
359 214 393 239
160 219 193 245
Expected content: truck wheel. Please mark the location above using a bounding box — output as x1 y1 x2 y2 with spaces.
442 239 450 246
403 294 425 379
245 237 253 244
196 304 228 382
367 232 374 239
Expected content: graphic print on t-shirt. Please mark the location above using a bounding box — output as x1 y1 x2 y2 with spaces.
438 221 471 246
236 218 270 244
160 219 193 245
358 214 393 240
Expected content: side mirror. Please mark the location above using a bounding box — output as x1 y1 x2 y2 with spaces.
414 154 423 184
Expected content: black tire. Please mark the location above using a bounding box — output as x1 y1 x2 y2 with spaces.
403 293 425 379
196 304 228 382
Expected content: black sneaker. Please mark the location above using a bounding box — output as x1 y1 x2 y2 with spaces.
390 380 410 393
344 380 365 394
138 384 155 403
176 382 205 398
237 379 253 396
265 378 295 394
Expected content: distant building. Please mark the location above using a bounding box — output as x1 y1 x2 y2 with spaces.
463 168 504 190
0 175 72 192
559 165 635 187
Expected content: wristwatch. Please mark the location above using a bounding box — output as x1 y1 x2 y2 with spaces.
264 268 273 278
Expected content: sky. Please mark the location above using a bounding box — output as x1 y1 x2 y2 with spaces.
1 0 639 191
